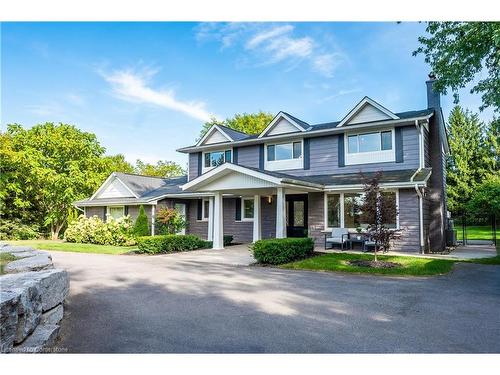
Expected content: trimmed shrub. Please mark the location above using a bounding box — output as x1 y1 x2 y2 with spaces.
224 235 233 246
64 215 136 246
136 234 206 254
252 237 314 265
0 219 40 240
133 205 150 237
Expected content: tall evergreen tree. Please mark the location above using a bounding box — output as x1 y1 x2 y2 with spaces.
484 117 500 173
446 106 489 214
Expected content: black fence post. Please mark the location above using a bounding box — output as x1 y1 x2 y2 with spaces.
493 214 497 247
462 213 466 246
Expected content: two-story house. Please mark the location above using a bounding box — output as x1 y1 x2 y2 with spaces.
75 76 449 253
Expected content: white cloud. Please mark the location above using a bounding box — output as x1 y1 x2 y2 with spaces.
316 88 363 104
197 23 345 77
66 93 86 107
101 68 218 122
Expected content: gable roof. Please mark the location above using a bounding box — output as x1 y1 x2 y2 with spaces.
258 111 310 138
337 96 399 127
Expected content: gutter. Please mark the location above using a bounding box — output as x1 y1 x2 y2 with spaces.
177 114 434 153
415 184 425 254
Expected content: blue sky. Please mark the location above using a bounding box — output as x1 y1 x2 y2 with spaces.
1 22 494 168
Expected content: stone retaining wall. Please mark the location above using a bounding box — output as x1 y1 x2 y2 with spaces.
0 244 69 353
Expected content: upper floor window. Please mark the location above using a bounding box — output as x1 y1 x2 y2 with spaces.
203 149 232 172
265 141 303 171
345 129 395 165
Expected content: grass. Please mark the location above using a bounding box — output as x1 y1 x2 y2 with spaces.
6 240 136 255
455 225 494 241
0 253 17 275
281 253 456 276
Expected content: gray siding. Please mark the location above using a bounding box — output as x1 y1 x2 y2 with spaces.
223 198 253 243
261 196 276 239
308 192 325 247
85 206 106 220
188 152 200 181
185 199 208 239
395 189 421 252
237 145 260 168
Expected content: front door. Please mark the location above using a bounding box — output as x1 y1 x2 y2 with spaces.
174 203 186 235
286 194 308 237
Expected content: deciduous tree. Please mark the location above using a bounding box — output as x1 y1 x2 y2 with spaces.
199 111 274 139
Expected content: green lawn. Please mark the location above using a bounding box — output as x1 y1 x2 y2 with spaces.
6 240 136 255
0 253 17 275
455 225 494 241
282 253 456 276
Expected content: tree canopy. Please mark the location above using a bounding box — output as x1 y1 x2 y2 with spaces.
199 111 274 140
414 22 500 112
134 160 185 178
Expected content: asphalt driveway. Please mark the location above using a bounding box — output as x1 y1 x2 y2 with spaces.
50 247 500 353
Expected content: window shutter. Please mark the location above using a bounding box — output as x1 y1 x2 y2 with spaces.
103 207 107 221
303 138 310 170
124 206 129 216
233 147 238 165
197 199 202 220
235 198 242 221
197 152 203 176
338 134 345 167
395 127 404 163
259 144 264 169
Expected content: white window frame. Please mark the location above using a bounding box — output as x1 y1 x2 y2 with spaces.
200 198 210 222
264 139 304 171
106 205 125 221
202 148 233 174
241 197 255 221
344 128 395 165
323 190 399 231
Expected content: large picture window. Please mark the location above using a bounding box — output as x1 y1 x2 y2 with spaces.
345 129 395 165
265 140 303 171
325 191 398 229
203 149 232 171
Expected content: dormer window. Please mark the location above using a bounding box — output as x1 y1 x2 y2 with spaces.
203 149 232 172
264 140 303 171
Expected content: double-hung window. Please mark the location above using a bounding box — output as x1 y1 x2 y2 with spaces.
345 129 395 165
241 197 254 221
265 140 303 171
107 206 125 221
203 149 232 172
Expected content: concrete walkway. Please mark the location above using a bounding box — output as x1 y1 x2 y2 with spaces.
49 248 500 353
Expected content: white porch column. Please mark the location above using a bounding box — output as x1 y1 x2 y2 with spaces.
212 192 224 249
151 205 156 236
207 196 214 241
252 195 261 242
275 187 286 238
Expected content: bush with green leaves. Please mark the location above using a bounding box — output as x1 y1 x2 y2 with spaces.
0 219 40 240
252 237 315 265
64 215 136 246
136 234 206 254
155 207 186 235
203 235 234 249
133 205 150 236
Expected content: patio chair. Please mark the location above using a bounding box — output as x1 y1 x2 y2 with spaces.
325 228 349 250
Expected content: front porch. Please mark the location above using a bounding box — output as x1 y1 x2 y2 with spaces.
181 163 323 249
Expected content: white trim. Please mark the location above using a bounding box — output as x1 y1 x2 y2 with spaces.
196 125 233 146
177 114 434 153
264 139 304 171
324 181 428 191
199 198 210 222
207 197 214 240
337 97 399 127
90 173 139 200
258 112 308 138
275 187 286 238
241 197 255 221
212 192 224 249
202 148 233 174
415 185 425 253
344 128 395 165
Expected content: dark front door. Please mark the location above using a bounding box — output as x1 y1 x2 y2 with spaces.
286 194 308 237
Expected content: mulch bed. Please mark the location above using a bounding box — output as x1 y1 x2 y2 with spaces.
348 260 402 268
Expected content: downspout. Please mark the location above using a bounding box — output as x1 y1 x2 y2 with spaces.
151 205 156 236
415 184 425 254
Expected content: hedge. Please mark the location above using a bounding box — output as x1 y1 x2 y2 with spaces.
252 237 315 265
200 235 234 249
136 234 206 254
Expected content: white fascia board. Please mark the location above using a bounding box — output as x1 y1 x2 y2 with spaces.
196 125 233 147
337 97 399 127
181 163 283 191
258 112 308 138
89 173 139 200
324 181 427 191
177 114 433 153
145 192 215 202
